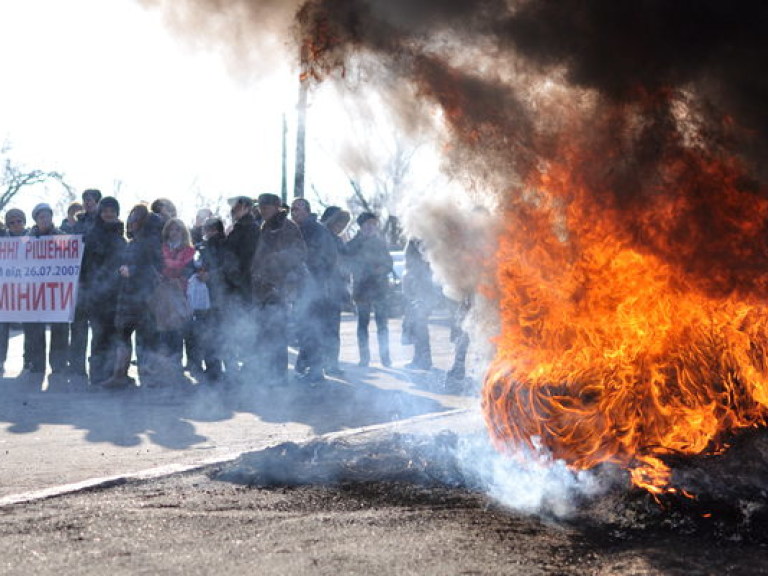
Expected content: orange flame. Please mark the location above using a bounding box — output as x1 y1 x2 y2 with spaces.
481 110 768 493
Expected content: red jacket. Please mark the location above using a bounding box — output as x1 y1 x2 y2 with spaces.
162 244 195 292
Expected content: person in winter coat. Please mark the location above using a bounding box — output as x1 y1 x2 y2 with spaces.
191 216 228 382
221 196 259 375
319 206 351 375
0 209 28 376
250 193 307 384
59 201 83 234
150 197 177 223
73 189 102 236
190 208 212 245
105 203 163 388
290 198 338 384
156 218 195 380
21 203 69 380
82 197 127 386
67 188 103 380
402 238 436 370
346 212 393 367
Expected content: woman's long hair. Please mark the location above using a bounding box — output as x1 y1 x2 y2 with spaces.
161 217 192 248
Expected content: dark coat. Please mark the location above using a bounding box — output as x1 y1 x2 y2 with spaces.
222 213 259 303
196 234 228 310
115 222 163 329
72 212 98 236
27 224 62 238
297 215 338 299
251 210 307 305
82 219 126 317
346 232 392 304
60 219 78 234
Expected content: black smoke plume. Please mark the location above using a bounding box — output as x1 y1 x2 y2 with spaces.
142 0 768 296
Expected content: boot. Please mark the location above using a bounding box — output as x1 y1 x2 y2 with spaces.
98 346 134 388
379 339 391 368
358 347 370 367
140 351 170 388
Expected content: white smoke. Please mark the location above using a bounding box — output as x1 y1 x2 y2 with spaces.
455 415 610 518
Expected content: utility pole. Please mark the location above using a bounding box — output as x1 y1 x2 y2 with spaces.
294 43 309 199
281 113 288 205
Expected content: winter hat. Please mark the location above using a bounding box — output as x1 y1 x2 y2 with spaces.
320 206 340 223
98 196 120 216
356 211 377 227
32 203 53 221
81 188 102 203
4 208 25 224
257 193 281 207
228 195 253 208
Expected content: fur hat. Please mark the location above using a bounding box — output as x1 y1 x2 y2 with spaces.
32 203 53 221
4 208 25 225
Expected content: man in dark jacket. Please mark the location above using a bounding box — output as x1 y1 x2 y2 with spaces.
60 202 83 234
319 206 351 375
223 196 259 307
221 196 259 376
110 204 164 387
290 198 337 383
68 188 102 380
251 193 307 384
73 189 101 236
347 212 393 367
82 197 127 386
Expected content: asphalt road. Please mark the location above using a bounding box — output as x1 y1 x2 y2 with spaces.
4 315 768 575
0 311 477 504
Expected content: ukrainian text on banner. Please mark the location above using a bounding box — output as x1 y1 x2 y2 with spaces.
0 235 84 323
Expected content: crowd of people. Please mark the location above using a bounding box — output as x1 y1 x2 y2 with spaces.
0 189 468 390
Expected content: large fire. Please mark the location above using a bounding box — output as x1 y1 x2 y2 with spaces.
481 97 768 494
141 0 768 497
285 0 768 497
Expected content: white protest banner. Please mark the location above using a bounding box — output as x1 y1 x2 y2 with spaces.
0 235 84 323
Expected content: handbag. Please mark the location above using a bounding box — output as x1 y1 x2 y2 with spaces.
152 277 192 331
186 273 211 311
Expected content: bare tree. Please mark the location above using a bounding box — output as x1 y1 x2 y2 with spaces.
342 136 418 248
0 143 73 213
191 180 226 219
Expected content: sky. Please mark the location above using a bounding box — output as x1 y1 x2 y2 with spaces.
0 0 360 223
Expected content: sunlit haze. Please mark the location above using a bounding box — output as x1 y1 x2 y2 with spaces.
0 0 369 222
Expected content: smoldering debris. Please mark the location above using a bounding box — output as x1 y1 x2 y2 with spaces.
213 431 470 488
210 428 768 542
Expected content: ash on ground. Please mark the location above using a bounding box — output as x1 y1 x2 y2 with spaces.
213 431 469 489
4 433 768 575
212 429 768 544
